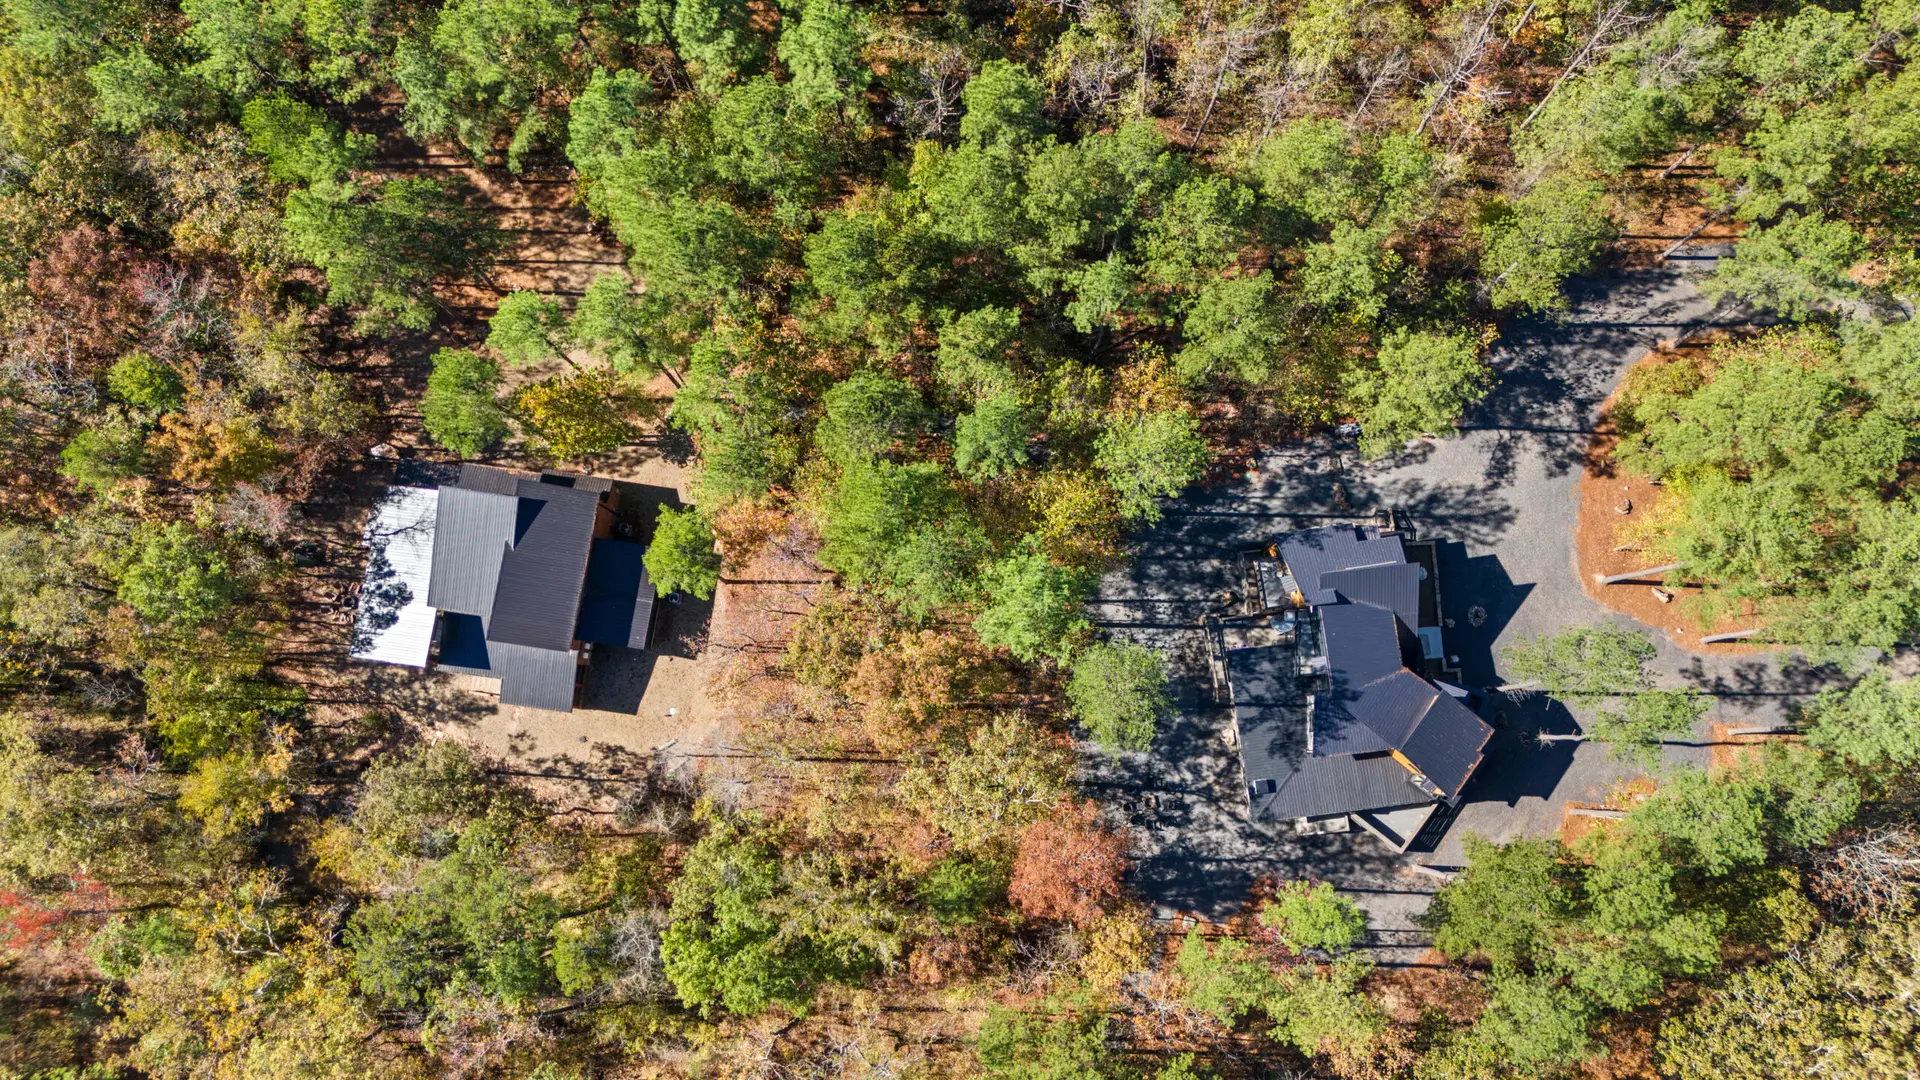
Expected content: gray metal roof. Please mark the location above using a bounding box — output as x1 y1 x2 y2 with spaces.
1400 692 1492 797
492 642 580 711
426 485 517 616
1277 526 1406 606
1263 753 1435 820
1322 562 1423 630
486 479 600 651
575 539 655 648
456 463 533 495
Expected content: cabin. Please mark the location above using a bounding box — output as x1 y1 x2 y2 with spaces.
349 464 657 712
1210 523 1493 851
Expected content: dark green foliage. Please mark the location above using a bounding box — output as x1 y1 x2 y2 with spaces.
348 822 560 1007
918 855 1004 926
775 0 868 111
1067 640 1171 751
1258 881 1367 954
284 177 497 333
422 348 509 456
644 505 721 600
60 413 147 491
1348 328 1490 458
815 369 925 465
671 0 758 91
974 551 1095 665
392 0 581 169
1094 408 1209 523
1804 665 1920 768
959 59 1046 149
977 1001 1130 1080
954 394 1033 479
1477 178 1617 313
660 812 874 1016
485 290 568 367
117 524 236 627
1611 327 1920 645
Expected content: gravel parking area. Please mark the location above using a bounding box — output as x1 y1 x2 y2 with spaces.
1081 264 1846 963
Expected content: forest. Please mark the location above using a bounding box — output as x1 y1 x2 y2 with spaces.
0 0 1916 1076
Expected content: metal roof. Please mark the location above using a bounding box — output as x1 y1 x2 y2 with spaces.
426 485 516 616
1276 526 1406 606
492 642 580 711
485 479 600 651
1400 692 1493 798
350 486 439 667
575 539 655 648
1321 562 1423 630
1263 753 1435 820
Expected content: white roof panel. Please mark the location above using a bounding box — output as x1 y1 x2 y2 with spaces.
350 486 439 667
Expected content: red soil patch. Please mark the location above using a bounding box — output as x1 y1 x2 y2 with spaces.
1574 347 1769 654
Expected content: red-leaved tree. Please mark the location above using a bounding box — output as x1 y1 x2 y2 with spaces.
1009 799 1132 924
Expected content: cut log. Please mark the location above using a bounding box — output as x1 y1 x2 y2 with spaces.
1700 628 1765 644
1567 807 1627 819
1595 562 1686 585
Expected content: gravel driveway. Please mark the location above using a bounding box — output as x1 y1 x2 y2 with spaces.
1082 263 1846 961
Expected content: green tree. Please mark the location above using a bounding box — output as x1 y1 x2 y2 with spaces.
959 58 1046 148
815 369 925 465
974 551 1095 665
422 348 509 456
347 822 560 1008
775 0 869 111
485 290 568 367
644 506 721 600
1473 971 1596 1069
1501 624 1657 705
117 524 236 627
1803 665 1920 768
1477 178 1617 313
392 0 580 169
660 811 869 1016
977 1000 1130 1080
1257 881 1367 954
1589 689 1708 768
1094 407 1209 523
1066 640 1171 751
1348 328 1490 458
671 0 757 91
241 92 373 187
954 393 1033 479
60 413 147 492
283 177 496 333
1175 272 1288 386
1658 919 1920 1080
106 350 184 411
936 306 1021 401
1701 212 1864 319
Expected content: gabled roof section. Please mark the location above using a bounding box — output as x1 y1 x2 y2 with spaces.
426 485 517 616
1277 525 1406 607
1399 692 1493 797
492 642 580 711
485 479 600 651
1322 562 1423 631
